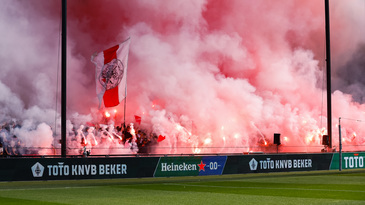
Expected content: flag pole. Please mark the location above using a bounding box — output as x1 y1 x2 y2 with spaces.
123 39 129 130
123 88 127 130
61 0 67 157
325 0 332 150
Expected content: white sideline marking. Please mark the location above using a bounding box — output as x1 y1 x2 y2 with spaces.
164 183 365 193
0 186 94 191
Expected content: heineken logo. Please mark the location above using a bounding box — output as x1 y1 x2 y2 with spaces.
161 160 206 172
154 156 227 177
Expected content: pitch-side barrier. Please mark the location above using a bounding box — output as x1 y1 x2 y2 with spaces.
0 152 363 181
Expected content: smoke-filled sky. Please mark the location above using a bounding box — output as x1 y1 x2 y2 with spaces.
0 0 365 154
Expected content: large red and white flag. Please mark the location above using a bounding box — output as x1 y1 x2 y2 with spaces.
91 37 130 108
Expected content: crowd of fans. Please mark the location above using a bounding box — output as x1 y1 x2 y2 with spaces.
0 120 24 156
69 122 158 156
0 120 159 157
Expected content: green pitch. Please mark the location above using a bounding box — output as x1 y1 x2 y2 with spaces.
0 170 364 205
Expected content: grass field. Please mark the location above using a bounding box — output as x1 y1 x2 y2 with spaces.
0 170 364 205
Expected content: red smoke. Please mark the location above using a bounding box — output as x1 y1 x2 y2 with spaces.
0 0 365 155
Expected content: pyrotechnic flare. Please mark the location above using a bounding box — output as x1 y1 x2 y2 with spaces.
107 124 123 141
76 125 86 146
86 127 98 146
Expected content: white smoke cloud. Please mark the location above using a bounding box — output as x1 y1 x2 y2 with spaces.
13 121 54 155
0 81 24 121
